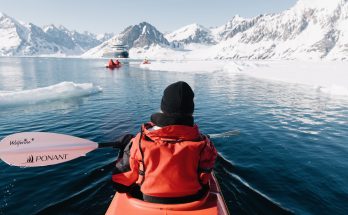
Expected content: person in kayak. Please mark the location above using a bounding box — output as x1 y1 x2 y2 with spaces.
114 59 120 65
107 59 117 68
143 58 150 64
112 81 217 204
107 59 121 68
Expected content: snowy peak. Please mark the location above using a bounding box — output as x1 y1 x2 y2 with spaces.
96 32 114 42
0 12 12 20
69 30 101 51
82 22 170 57
43 24 69 33
43 24 101 51
116 22 169 48
209 0 348 60
42 24 57 32
84 0 348 61
3 0 348 60
0 13 31 55
0 12 21 27
289 0 348 20
212 15 261 41
43 24 77 49
151 0 348 60
0 12 107 56
0 12 7 20
294 0 345 10
166 23 216 44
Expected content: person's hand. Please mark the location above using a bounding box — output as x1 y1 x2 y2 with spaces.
116 134 134 150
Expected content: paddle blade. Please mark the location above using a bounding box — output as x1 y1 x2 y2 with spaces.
0 132 98 167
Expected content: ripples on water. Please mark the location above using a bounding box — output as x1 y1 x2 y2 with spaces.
0 58 347 215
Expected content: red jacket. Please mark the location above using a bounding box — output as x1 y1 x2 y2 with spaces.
108 59 116 67
112 122 217 198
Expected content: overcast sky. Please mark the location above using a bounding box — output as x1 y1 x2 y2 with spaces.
0 0 297 34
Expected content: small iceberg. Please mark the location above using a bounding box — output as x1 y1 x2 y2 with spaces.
0 82 102 107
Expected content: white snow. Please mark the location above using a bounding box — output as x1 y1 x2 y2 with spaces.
140 60 227 73
231 61 348 96
94 0 348 61
165 23 210 42
0 13 24 53
0 13 103 56
294 0 343 11
0 82 102 107
1 0 348 59
77 0 348 61
142 26 147 35
129 45 186 60
138 60 348 97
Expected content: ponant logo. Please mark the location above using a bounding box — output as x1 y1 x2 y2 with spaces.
10 138 34 147
25 154 68 163
27 155 34 163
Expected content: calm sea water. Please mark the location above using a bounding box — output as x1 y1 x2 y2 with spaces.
0 57 347 215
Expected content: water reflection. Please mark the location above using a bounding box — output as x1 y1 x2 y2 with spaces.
0 58 25 91
0 58 347 215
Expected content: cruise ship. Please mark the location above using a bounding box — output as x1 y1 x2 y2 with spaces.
103 44 129 58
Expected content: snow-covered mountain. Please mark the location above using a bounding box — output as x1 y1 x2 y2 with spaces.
165 23 216 45
83 22 170 57
2 0 348 60
85 0 348 60
119 22 169 48
96 33 114 42
212 15 261 41
162 0 348 60
210 0 348 60
0 13 105 56
43 25 103 51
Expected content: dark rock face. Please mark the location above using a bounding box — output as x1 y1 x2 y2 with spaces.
117 22 169 48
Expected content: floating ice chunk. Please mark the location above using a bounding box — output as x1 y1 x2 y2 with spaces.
0 82 102 107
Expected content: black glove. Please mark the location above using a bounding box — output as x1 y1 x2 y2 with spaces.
116 134 134 151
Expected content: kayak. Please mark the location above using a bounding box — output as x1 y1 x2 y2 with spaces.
106 64 121 69
106 173 229 215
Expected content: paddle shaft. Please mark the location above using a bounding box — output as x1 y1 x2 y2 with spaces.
0 130 239 167
98 141 121 149
98 130 239 148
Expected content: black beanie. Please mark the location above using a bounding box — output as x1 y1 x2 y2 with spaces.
161 81 194 115
151 81 195 127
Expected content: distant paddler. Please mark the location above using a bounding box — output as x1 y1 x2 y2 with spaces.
142 58 151 64
106 59 121 69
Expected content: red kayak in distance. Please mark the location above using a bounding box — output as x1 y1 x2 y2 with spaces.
106 173 230 215
106 64 121 69
106 59 121 69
